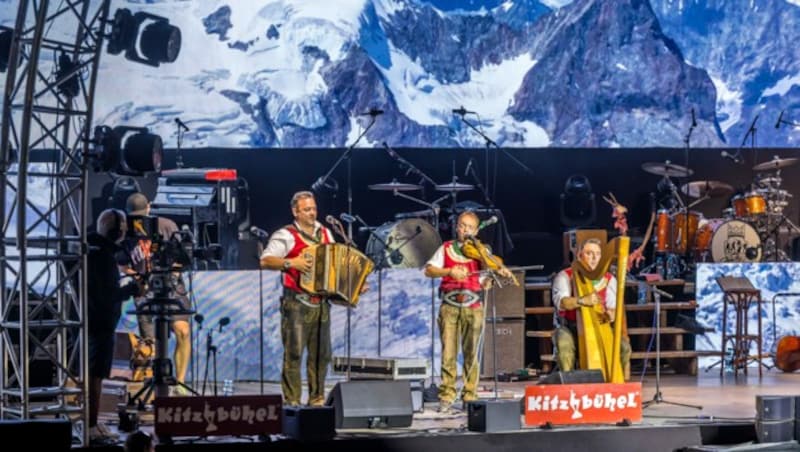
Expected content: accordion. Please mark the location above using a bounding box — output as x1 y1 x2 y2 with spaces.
299 243 374 307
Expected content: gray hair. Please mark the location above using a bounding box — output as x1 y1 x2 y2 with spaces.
290 191 315 209
97 208 125 238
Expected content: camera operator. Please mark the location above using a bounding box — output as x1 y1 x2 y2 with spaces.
87 209 142 443
121 192 192 395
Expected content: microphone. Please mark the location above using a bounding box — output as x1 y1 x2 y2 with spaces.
311 176 326 192
359 108 384 116
776 110 784 129
174 117 190 131
325 215 341 228
691 108 697 127
194 314 204 324
218 316 230 332
383 142 398 159
720 150 742 164
339 213 356 223
250 225 269 240
464 158 473 176
452 106 475 116
478 215 498 230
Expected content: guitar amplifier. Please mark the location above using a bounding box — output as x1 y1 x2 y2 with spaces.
481 319 525 378
332 356 430 380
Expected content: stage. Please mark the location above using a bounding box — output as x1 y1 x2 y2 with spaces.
78 370 800 451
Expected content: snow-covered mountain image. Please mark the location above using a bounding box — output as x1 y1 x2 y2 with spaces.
1 0 798 148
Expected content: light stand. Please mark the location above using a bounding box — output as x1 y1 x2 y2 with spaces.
202 317 230 396
643 286 702 410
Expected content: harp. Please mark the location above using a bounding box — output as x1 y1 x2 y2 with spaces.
299 243 374 307
572 236 630 383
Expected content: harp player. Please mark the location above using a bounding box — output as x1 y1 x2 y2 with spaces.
551 238 631 375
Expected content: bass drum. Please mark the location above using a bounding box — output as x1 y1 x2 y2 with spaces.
707 219 762 263
365 218 442 269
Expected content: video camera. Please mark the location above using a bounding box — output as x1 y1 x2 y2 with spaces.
127 215 222 272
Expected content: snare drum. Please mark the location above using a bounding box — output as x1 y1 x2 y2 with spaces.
671 210 702 255
731 195 748 218
744 191 767 216
655 209 671 253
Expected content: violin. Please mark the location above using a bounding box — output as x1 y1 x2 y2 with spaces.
461 236 519 286
774 336 800 373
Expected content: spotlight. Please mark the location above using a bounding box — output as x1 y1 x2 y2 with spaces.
0 26 13 72
107 8 181 67
89 125 162 176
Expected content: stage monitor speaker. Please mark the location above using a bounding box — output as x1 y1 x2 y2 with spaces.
756 395 794 421
0 419 71 450
756 419 794 443
538 369 605 385
467 400 521 432
481 319 524 378
489 271 525 318
282 406 335 442
326 380 412 429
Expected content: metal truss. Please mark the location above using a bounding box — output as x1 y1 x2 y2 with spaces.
0 0 110 445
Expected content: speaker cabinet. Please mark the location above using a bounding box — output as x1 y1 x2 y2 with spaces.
538 369 605 385
0 419 71 449
467 400 521 432
756 395 794 421
282 406 335 442
326 380 413 429
481 319 524 378
487 271 525 318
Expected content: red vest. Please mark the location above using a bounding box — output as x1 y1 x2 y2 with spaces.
283 225 331 294
558 268 613 322
440 241 482 293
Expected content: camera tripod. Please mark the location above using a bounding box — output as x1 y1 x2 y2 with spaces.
128 297 198 409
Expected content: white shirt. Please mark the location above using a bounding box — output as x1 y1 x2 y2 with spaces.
551 269 617 312
425 242 488 285
261 221 333 259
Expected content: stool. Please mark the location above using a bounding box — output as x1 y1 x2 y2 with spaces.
716 276 764 378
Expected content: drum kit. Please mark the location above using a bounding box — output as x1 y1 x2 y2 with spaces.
364 176 479 269
643 156 800 276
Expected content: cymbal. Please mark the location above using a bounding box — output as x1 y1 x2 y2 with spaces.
641 161 693 177
753 157 799 172
434 181 474 192
680 180 734 199
368 180 422 191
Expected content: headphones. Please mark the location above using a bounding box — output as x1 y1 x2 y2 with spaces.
106 208 125 242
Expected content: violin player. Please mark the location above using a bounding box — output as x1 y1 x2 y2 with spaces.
424 211 512 414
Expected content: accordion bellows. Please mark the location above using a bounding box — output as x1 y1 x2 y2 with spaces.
299 244 374 307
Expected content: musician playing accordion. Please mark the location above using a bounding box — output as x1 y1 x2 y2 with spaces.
260 191 334 407
552 238 631 378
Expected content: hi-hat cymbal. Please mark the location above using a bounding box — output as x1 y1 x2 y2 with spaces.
752 157 799 172
680 180 734 199
434 181 474 192
641 161 693 177
368 180 422 191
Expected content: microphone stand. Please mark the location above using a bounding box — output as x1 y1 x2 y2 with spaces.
740 114 759 179
681 110 697 271
325 115 378 380
455 111 534 201
175 120 185 169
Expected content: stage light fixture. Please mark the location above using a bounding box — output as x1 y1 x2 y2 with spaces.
107 8 181 67
89 125 162 176
0 26 13 72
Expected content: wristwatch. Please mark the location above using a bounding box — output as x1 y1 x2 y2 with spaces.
282 260 291 270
